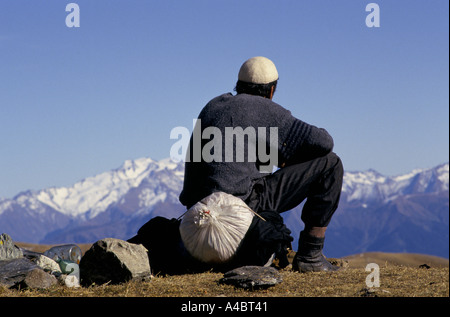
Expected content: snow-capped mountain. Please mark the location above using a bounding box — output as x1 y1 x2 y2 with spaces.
342 164 449 203
0 159 448 258
1 158 184 219
0 158 186 244
325 163 449 258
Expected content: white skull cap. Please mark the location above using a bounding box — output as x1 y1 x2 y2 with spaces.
238 56 279 84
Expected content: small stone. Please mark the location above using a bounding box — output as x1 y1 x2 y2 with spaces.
359 287 378 297
58 274 80 288
17 268 58 290
327 258 349 268
35 254 62 274
419 263 431 269
219 266 282 289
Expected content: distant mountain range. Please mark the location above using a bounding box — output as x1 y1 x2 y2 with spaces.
293 163 449 258
0 158 448 258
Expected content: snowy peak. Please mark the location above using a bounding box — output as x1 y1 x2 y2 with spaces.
342 163 449 203
0 157 184 218
1 158 448 256
1 158 448 219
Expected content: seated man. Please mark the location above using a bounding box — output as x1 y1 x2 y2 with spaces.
179 56 344 272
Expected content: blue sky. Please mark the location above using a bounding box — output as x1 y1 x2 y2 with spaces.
0 0 448 199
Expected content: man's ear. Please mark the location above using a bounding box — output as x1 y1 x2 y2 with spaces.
269 85 275 99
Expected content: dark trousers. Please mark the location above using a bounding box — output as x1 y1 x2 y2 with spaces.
245 152 344 228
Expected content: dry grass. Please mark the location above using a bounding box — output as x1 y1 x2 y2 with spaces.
1 264 448 298
343 252 449 268
2 243 447 298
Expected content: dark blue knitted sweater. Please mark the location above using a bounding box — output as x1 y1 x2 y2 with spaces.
179 93 333 208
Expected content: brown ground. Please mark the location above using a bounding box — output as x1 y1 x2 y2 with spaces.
1 242 447 298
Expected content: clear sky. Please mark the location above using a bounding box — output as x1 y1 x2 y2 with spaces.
0 0 448 199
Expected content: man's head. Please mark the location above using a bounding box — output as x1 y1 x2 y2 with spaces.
235 56 278 99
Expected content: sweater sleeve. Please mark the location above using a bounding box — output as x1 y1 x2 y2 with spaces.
280 119 334 166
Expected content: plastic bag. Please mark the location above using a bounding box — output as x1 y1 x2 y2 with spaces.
179 192 254 264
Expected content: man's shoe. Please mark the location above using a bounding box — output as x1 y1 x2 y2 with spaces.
292 231 340 273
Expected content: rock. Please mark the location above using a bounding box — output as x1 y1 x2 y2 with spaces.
20 245 62 274
58 274 80 288
0 257 38 287
15 268 58 290
219 266 282 289
359 287 378 297
327 258 349 268
0 233 23 260
80 238 151 286
0 257 57 289
35 254 62 274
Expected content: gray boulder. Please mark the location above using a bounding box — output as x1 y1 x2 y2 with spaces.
15 267 58 290
80 238 151 286
219 266 283 289
0 257 57 289
0 233 23 260
0 257 38 287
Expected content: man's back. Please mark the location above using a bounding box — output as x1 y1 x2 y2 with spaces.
179 92 313 208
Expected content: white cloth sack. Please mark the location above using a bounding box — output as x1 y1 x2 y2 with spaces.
179 192 255 264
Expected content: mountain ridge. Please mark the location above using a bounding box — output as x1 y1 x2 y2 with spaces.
0 158 448 258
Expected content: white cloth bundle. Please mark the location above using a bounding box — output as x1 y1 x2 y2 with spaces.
179 192 255 264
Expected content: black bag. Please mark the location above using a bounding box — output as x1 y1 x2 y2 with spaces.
233 210 293 268
128 217 208 275
128 210 293 275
